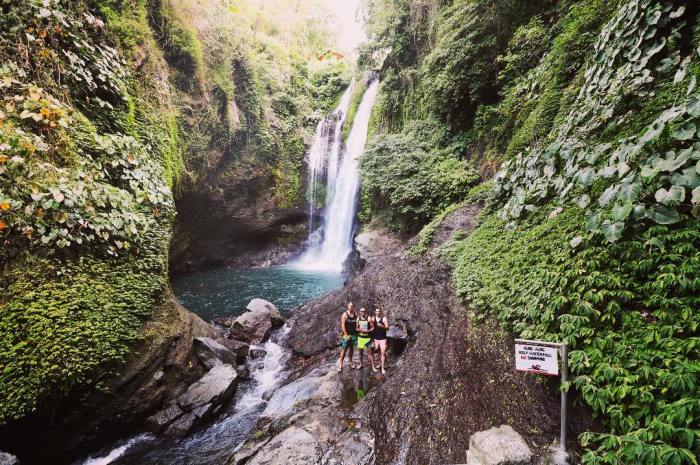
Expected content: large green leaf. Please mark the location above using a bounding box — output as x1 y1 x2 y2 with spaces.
671 122 697 141
692 186 700 204
619 181 642 202
585 211 602 232
577 168 596 187
599 184 619 206
601 220 624 242
654 186 685 206
639 121 665 146
687 95 700 117
648 204 681 224
672 167 700 188
613 202 634 221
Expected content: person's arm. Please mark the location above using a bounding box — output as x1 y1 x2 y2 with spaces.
369 318 375 333
341 313 348 337
382 317 388 329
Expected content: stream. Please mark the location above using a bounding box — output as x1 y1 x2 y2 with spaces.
77 267 342 465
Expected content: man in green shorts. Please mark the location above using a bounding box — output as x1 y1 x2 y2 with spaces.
356 307 377 371
338 302 358 371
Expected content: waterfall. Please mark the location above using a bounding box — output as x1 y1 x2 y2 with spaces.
294 79 380 272
305 84 354 234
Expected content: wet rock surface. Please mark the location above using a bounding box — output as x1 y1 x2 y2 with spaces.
284 205 599 465
216 338 250 363
229 363 375 465
178 364 238 411
1 295 218 465
194 337 239 369
170 181 308 275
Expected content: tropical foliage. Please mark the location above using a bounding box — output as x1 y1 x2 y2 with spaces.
0 0 178 422
363 0 700 463
361 119 479 231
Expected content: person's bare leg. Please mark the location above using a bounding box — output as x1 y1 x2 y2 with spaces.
338 347 346 371
357 349 363 369
348 346 355 369
370 347 377 372
380 344 386 374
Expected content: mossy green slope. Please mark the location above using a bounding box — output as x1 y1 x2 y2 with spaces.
0 0 180 422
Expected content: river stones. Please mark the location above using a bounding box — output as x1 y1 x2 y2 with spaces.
249 348 267 359
465 425 532 465
229 299 285 344
216 337 250 363
193 337 238 369
246 298 285 327
146 364 238 437
178 364 238 411
163 412 198 438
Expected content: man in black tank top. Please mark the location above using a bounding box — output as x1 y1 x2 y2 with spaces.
372 307 389 374
338 302 358 371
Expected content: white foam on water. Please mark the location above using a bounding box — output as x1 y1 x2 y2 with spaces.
79 434 151 465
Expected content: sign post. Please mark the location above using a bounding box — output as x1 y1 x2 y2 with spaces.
515 339 569 455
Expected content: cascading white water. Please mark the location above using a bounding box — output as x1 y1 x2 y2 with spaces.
294 79 380 272
305 84 354 236
76 327 292 465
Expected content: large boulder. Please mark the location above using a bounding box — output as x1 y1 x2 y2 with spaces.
145 402 184 434
465 425 532 465
246 298 285 327
193 337 238 369
177 364 238 411
163 412 198 438
0 452 19 465
229 299 285 344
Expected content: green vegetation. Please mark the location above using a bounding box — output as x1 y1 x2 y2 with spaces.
341 78 369 142
0 0 180 422
0 0 348 425
361 119 479 231
364 0 700 463
444 208 699 465
0 228 169 421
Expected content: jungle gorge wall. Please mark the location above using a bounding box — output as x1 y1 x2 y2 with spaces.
0 0 345 454
359 0 699 464
152 0 350 273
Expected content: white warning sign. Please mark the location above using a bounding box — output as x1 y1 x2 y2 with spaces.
515 343 559 376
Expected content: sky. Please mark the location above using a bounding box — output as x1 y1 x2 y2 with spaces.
324 0 367 52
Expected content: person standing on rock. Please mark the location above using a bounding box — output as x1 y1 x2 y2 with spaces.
339 302 358 371
356 307 377 371
371 306 389 374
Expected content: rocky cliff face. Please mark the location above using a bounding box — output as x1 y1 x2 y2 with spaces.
1 293 217 464
280 205 599 465
170 175 308 274
153 0 347 274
